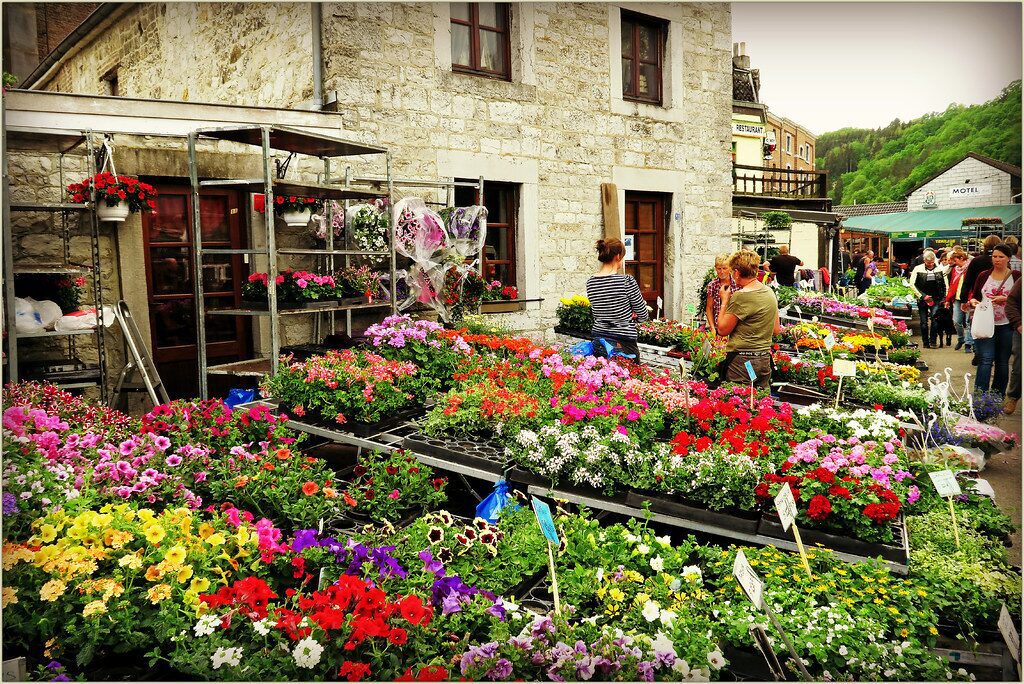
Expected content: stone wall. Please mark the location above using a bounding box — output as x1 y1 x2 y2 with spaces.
906 157 1015 212
32 2 733 347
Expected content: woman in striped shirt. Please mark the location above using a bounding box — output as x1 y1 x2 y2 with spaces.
586 238 650 361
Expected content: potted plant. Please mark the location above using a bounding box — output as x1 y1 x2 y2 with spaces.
273 195 324 227
336 265 384 304
480 280 523 313
242 270 338 309
67 172 157 223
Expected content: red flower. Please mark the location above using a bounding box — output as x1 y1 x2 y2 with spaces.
828 485 852 500
365 489 375 500
339 661 371 682
388 627 408 645
398 595 430 626
808 494 832 521
302 481 319 496
386 465 398 475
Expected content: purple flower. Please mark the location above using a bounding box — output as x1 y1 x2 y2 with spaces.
291 529 320 553
46 661 62 671
441 590 464 615
418 549 445 577
2 492 18 515
637 660 655 681
485 658 513 680
50 675 70 682
485 600 507 621
165 454 182 467
152 435 171 451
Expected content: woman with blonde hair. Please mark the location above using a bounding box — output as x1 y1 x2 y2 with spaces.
717 250 782 387
705 252 738 333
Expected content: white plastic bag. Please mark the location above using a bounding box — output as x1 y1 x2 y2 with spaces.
54 306 115 332
971 299 995 340
25 298 63 330
14 297 43 334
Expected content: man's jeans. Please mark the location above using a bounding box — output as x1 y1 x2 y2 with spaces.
975 324 1014 395
953 304 974 346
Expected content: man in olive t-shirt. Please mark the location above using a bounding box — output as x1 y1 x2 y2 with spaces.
769 245 803 287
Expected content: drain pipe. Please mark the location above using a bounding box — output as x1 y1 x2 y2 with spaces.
311 2 324 109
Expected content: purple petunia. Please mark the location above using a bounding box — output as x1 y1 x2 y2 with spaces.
2 492 18 515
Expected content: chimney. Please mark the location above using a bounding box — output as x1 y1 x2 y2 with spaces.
732 41 751 70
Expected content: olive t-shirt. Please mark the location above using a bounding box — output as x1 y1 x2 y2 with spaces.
724 286 778 352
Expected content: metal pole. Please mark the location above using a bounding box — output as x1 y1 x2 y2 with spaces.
1 96 16 384
387 153 396 315
263 127 281 377
86 132 107 404
187 132 209 398
324 155 333 339
344 165 352 336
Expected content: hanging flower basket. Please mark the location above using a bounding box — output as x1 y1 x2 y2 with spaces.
280 209 312 227
257 195 324 228
67 172 158 223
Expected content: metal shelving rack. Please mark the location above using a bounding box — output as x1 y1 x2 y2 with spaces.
2 124 109 399
187 125 393 399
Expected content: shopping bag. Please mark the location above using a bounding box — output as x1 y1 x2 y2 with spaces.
971 299 995 340
224 388 256 409
568 340 594 356
475 479 512 523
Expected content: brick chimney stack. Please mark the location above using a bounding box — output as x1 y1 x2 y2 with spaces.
733 42 751 70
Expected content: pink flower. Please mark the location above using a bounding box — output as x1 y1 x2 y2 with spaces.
389 489 400 500
194 471 207 483
296 278 308 289
625 410 641 422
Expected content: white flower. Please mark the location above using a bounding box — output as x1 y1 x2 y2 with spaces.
637 543 650 555
253 618 271 636
659 608 677 626
838 645 848 656
672 658 691 677
211 646 242 669
595 568 604 582
670 578 682 592
293 637 324 668
681 565 703 580
641 600 661 622
193 614 220 637
656 534 671 547
652 631 676 656
649 555 664 572
707 650 725 670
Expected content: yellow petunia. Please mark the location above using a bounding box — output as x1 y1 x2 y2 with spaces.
163 545 188 568
189 577 211 594
147 584 172 604
177 565 194 583
198 523 215 539
119 553 143 570
37 524 58 544
39 579 67 602
144 525 166 545
137 509 156 523
608 588 625 602
205 533 226 547
144 565 164 581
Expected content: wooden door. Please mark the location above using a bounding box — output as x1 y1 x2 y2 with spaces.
142 186 250 399
624 192 665 307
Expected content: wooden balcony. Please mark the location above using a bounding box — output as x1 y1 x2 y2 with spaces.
733 164 828 198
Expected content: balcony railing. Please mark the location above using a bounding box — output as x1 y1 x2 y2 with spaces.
733 164 827 199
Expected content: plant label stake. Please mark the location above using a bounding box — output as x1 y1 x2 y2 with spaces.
928 469 962 549
823 332 836 365
832 359 857 409
733 550 811 681
999 604 1021 666
656 296 663 320
775 483 812 578
678 358 691 407
876 347 892 386
531 496 561 614
745 360 757 409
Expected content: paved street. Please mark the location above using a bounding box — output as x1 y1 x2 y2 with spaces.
917 340 1022 564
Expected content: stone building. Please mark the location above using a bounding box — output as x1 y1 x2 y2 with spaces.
8 2 734 398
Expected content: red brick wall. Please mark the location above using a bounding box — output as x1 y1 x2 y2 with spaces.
35 2 99 61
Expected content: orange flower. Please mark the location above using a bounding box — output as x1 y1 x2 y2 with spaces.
276 448 292 461
323 487 337 499
263 462 275 471
343 492 358 507
301 481 319 496
235 476 250 489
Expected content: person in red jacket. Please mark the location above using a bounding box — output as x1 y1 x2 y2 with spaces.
969 244 1020 396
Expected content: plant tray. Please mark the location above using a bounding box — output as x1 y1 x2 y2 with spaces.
401 432 506 475
506 467 632 506
757 513 908 564
241 299 337 310
337 295 374 306
300 405 424 437
552 325 591 340
624 490 761 533
773 382 831 407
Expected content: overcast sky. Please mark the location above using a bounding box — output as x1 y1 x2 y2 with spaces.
731 2 1022 135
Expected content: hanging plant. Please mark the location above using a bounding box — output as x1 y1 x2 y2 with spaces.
67 173 157 213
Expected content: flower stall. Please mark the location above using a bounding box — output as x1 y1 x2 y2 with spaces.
1 305 1019 681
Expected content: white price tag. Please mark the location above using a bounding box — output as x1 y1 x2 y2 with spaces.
999 604 1021 664
774 483 798 532
824 333 836 350
700 341 712 358
929 469 962 498
733 549 764 610
832 359 857 377
794 305 803 315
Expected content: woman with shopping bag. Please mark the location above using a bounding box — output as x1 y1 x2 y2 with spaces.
969 244 1020 395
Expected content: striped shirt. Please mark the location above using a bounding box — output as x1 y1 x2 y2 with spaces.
586 274 649 340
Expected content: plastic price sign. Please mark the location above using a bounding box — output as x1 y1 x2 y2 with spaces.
732 549 763 610
744 360 757 382
999 604 1021 665
929 470 962 549
929 469 962 498
824 333 836 350
701 341 712 359
687 303 696 316
794 305 803 316
832 359 857 377
531 496 560 545
774 483 798 532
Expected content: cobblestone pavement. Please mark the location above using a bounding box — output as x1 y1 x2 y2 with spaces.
918 340 1022 565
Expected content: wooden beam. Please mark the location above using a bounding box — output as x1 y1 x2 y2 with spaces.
601 182 621 240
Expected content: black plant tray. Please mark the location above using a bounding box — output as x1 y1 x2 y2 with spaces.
625 490 761 533
757 513 908 564
553 325 591 340
242 299 336 310
773 382 831 407
506 467 632 506
402 432 506 475
300 405 425 438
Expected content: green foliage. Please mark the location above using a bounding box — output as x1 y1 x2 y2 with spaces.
818 80 1021 203
760 211 793 229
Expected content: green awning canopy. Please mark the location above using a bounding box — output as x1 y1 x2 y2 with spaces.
841 204 1022 239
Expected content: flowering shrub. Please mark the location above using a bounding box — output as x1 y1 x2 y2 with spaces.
167 574 437 681
843 332 893 349
425 380 546 437
348 200 390 252
3 503 285 666
556 295 593 332
4 382 133 438
653 442 772 511
264 350 421 425
672 386 795 463
442 266 486 321
756 435 914 542
67 173 157 212
242 270 338 304
794 294 908 333
53 275 87 313
267 195 324 215
342 450 447 523
791 405 904 443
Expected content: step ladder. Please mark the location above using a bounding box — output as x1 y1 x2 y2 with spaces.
111 300 170 410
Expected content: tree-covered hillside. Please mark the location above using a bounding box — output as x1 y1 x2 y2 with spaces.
817 80 1021 205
